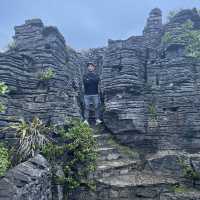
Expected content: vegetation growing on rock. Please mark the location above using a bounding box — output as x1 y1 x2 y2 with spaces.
0 143 10 177
42 119 97 197
0 82 9 112
167 9 183 22
162 19 200 58
9 117 51 164
39 67 55 81
171 184 191 193
178 157 200 186
7 40 17 51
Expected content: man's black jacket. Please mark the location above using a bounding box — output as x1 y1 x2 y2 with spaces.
83 72 100 95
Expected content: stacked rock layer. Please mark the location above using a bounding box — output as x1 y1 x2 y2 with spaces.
102 8 200 153
0 19 82 139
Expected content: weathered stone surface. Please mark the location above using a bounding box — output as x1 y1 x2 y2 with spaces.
160 191 200 200
102 8 200 153
0 154 51 200
0 19 82 141
1 7 200 200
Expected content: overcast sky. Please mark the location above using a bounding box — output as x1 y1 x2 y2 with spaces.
0 0 199 50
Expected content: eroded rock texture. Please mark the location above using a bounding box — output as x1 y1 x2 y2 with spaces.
102 8 200 153
0 19 82 139
1 8 200 200
0 154 51 200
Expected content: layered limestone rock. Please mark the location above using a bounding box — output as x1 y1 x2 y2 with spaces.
70 126 200 200
143 8 163 48
0 154 51 200
1 8 200 200
163 9 200 59
0 19 82 140
102 8 200 153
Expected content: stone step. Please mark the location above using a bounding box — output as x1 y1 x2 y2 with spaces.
94 159 139 178
97 171 177 187
93 134 111 146
95 172 178 200
93 134 110 139
71 172 178 200
96 147 121 161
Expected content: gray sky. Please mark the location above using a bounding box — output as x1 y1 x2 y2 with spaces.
0 0 199 50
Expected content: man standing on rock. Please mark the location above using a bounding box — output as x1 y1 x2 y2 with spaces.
83 62 102 125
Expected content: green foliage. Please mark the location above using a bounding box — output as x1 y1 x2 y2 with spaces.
161 32 174 46
148 104 158 120
9 117 51 164
39 68 55 81
42 119 97 196
171 184 190 193
167 9 183 22
7 41 17 51
0 82 9 112
0 82 9 95
0 143 11 177
0 104 5 113
185 29 200 58
178 158 200 181
161 19 200 58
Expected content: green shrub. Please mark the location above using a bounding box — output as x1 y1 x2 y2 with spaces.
39 68 55 81
9 117 51 164
161 19 200 58
148 104 158 120
0 143 10 177
178 158 200 182
0 82 9 95
167 9 183 22
43 119 97 196
0 82 9 112
161 32 174 46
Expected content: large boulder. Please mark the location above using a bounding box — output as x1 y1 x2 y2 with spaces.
0 154 52 200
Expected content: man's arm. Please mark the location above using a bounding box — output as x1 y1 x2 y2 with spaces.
82 74 86 93
97 74 104 100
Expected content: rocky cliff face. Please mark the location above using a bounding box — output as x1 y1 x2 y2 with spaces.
0 19 82 141
102 8 200 153
1 8 200 200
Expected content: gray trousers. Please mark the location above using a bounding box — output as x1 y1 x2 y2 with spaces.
84 94 100 120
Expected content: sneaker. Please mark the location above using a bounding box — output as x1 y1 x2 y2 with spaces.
96 119 102 125
83 120 89 125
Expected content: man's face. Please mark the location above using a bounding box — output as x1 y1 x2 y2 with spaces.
88 64 95 72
